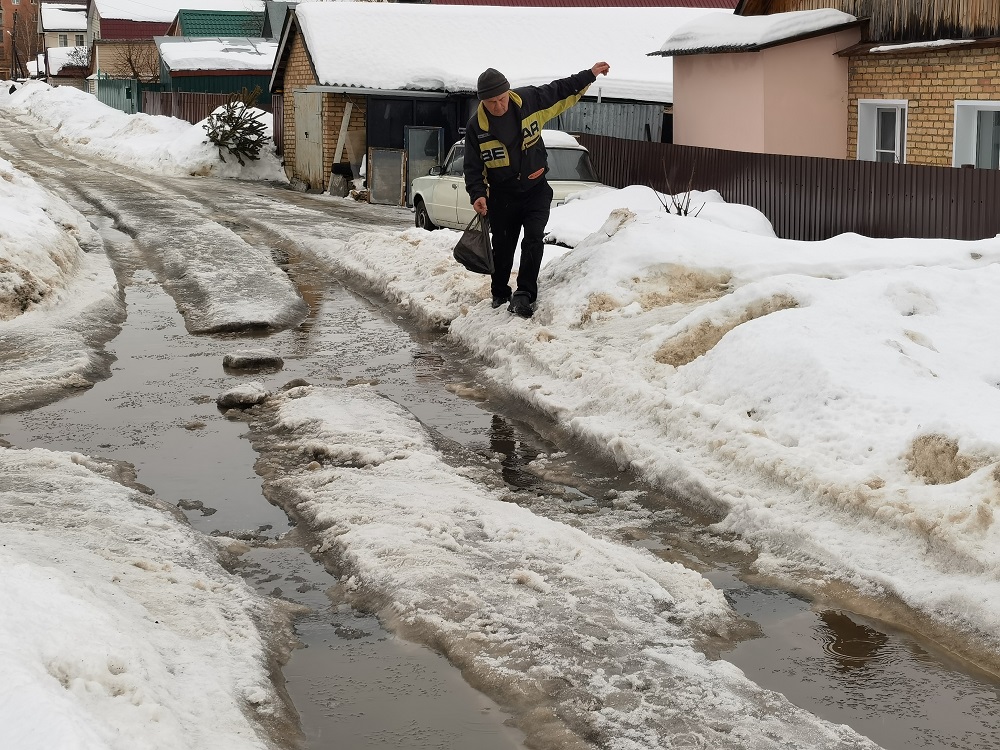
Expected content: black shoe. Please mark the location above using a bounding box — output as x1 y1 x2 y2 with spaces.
491 293 511 309
508 292 534 319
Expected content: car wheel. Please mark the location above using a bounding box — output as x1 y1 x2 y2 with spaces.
414 199 437 231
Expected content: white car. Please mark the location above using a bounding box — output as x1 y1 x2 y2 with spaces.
411 129 603 231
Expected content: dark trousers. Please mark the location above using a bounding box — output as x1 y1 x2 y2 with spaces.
487 181 553 303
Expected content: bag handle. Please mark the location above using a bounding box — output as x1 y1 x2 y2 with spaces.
466 213 490 234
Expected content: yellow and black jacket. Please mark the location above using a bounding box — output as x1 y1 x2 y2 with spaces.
463 69 596 201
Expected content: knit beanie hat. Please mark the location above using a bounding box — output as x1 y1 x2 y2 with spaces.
477 68 510 100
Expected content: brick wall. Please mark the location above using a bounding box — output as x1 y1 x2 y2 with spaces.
279 31 369 188
280 32 317 178
848 46 1000 166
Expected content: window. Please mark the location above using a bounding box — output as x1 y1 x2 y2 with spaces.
546 148 599 182
75 34 84 46
444 144 464 175
953 101 1000 168
58 34 68 47
858 100 907 164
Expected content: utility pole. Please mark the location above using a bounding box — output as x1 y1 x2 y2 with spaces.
9 11 28 80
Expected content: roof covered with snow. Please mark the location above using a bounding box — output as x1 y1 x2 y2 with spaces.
156 37 277 72
93 0 265 24
654 7 857 56
287 2 730 103
40 6 88 32
46 46 88 76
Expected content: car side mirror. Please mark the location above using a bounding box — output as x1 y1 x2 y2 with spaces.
429 165 444 176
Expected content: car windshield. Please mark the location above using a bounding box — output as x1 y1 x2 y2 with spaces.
546 148 599 182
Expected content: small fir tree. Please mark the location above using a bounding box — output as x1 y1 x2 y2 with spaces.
203 86 268 166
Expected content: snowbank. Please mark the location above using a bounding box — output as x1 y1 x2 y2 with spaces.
248 384 877 749
0 157 122 410
287 187 1000 668
0 446 296 750
0 81 286 182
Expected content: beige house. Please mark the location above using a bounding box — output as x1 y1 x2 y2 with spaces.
38 2 87 50
656 0 1000 168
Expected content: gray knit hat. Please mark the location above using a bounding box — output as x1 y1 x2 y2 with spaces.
477 68 510 100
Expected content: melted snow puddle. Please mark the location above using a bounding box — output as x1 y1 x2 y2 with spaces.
459 409 1000 749
0 220 525 750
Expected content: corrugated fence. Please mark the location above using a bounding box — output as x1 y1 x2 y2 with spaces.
143 91 273 125
577 135 1000 241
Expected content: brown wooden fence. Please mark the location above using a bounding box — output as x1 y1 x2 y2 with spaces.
577 134 1000 242
143 91 274 125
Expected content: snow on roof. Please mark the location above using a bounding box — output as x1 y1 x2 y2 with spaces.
293 2 731 103
47 46 87 75
655 7 856 55
156 37 277 72
93 0 265 24
40 6 88 32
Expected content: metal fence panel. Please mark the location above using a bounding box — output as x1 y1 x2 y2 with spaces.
577 134 1000 241
547 101 663 142
143 91 274 125
96 78 138 115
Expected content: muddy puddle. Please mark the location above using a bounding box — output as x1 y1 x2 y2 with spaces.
3 214 1000 749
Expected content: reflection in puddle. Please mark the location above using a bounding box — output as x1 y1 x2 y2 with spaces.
720 585 1000 749
487 414 542 489
818 610 891 673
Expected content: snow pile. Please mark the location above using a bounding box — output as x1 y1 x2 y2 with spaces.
249 384 877 749
0 157 121 409
290 188 1000 665
0 446 294 750
0 81 286 182
0 156 96 320
546 185 776 247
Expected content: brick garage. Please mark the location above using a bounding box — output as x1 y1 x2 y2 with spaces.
272 16 470 197
277 33 367 189
847 44 1000 166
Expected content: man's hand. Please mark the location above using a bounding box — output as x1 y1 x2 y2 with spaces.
473 197 488 215
592 62 610 77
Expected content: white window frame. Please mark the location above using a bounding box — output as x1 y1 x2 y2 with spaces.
858 99 908 164
75 34 85 46
953 100 1000 168
58 34 68 47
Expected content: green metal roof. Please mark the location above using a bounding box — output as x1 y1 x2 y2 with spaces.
176 10 264 37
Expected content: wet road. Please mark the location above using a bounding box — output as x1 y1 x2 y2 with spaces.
2 111 1000 749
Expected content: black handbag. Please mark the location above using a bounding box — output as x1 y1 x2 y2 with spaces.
453 214 494 275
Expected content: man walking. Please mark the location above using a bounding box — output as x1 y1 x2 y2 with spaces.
463 62 610 318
